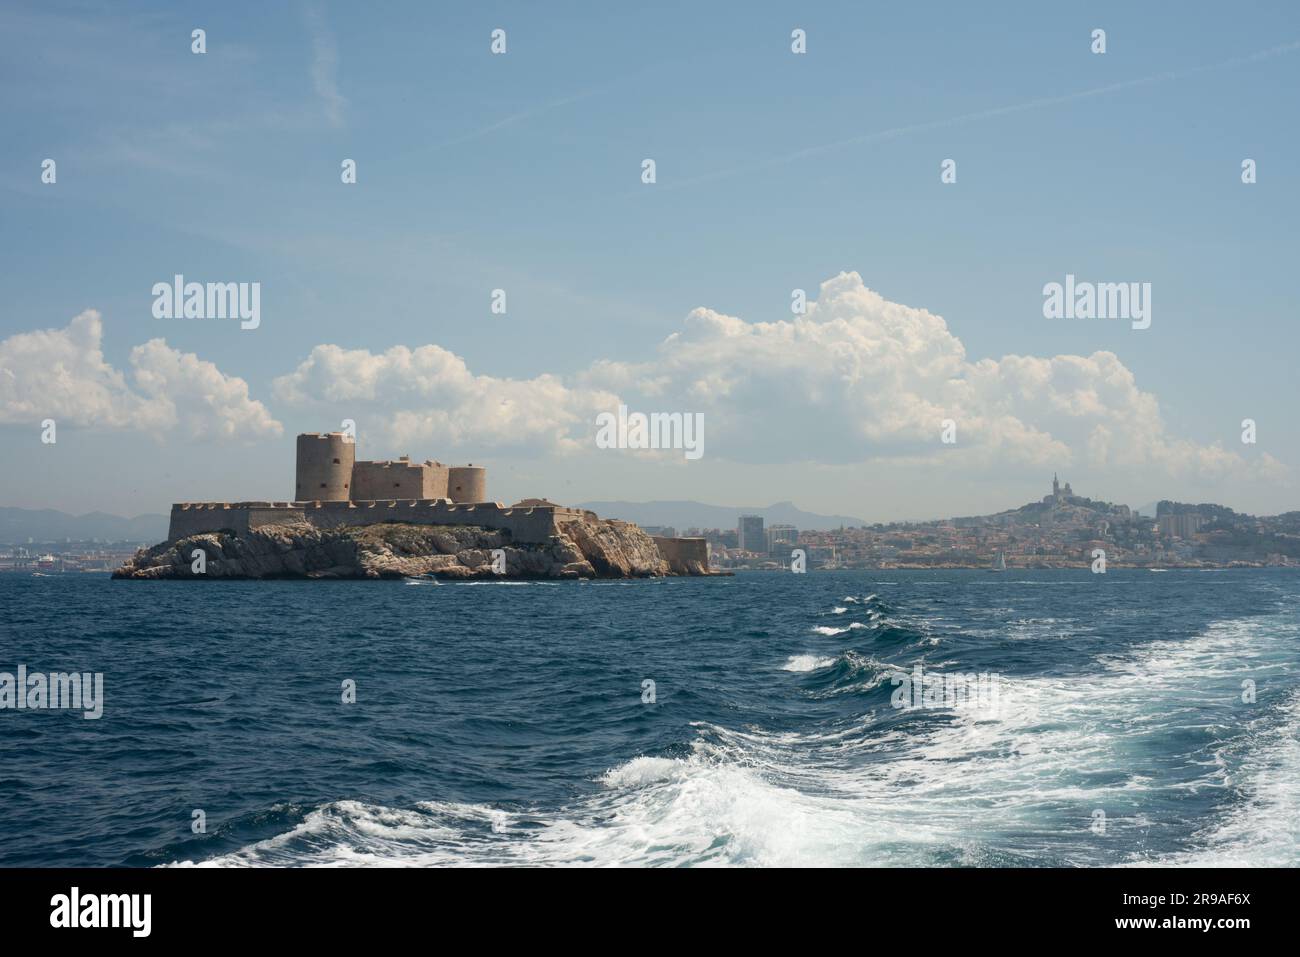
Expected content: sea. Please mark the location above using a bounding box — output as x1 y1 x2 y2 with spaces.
1 568 1297 867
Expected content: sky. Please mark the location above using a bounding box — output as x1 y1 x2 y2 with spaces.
1 0 1297 521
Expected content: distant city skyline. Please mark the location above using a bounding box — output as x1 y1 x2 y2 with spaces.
2 2 1297 520
0 471 1286 550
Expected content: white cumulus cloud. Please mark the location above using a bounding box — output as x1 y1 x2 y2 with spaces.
272 342 618 452
0 310 281 440
579 271 1277 479
270 272 1282 483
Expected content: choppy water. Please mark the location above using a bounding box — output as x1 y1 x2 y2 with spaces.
1 569 1297 867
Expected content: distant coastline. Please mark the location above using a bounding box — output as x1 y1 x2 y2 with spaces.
5 474 1298 574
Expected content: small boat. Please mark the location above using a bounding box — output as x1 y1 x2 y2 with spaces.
990 550 1006 572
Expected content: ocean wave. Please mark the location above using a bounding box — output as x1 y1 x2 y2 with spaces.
177 752 872 867
810 623 870 636
174 611 1299 868
781 654 838 672
1134 688 1300 868
803 651 893 697
600 756 683 788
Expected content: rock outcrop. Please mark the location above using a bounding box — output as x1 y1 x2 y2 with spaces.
112 519 686 580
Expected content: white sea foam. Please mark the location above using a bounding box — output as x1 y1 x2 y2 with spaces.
811 623 868 636
782 654 837 673
600 756 683 788
180 753 870 867
1138 689 1300 868
179 611 1298 869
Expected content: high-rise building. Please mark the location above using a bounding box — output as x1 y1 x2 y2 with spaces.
1159 513 1204 539
766 524 798 554
738 515 765 552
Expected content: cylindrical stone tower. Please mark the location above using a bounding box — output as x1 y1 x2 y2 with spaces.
447 465 487 503
295 433 354 502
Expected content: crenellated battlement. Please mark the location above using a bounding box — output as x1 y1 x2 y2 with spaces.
167 498 591 544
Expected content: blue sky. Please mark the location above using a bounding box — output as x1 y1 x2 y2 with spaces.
2 1 1297 520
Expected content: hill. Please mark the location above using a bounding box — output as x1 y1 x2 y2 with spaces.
0 507 168 544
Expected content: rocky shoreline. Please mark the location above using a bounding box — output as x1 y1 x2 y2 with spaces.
113 519 714 580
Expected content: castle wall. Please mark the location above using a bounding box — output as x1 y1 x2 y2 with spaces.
421 463 450 499
295 433 354 502
351 460 449 501
652 536 710 574
168 500 584 544
448 466 487 504
168 502 308 539
168 503 246 540
168 431 577 548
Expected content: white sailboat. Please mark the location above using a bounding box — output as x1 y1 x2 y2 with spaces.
991 550 1006 572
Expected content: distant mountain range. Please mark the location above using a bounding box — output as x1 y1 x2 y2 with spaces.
577 500 866 532
0 507 167 544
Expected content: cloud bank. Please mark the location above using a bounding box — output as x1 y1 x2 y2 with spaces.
0 310 282 439
272 342 618 453
272 272 1280 483
6 279 1279 487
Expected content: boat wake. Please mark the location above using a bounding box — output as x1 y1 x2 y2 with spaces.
177 604 1297 868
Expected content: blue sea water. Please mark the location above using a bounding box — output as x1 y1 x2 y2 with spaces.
1 568 1297 867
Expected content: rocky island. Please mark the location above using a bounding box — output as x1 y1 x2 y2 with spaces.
113 431 714 581
113 518 710 580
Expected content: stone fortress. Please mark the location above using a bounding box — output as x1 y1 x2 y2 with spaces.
293 432 486 505
166 432 709 571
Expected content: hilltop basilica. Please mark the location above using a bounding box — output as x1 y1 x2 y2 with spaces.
1045 473 1075 505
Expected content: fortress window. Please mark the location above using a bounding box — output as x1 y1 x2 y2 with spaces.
320 483 326 488
333 458 340 464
